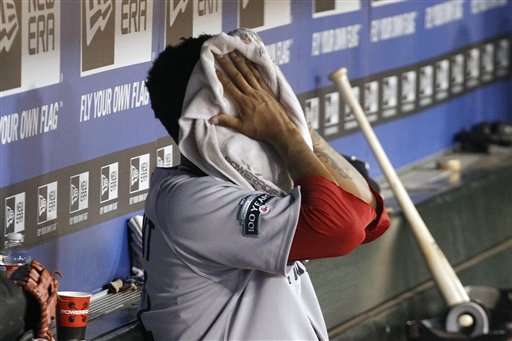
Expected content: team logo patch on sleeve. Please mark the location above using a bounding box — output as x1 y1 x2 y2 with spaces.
238 193 273 237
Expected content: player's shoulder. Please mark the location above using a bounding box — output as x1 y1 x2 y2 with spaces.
152 166 242 197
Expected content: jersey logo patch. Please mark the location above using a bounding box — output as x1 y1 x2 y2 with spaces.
238 193 272 237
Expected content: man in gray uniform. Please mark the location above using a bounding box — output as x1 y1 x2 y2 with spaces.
139 33 390 340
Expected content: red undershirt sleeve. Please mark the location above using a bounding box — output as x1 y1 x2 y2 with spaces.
288 175 390 261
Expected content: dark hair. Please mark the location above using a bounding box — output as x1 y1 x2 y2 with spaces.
146 34 213 142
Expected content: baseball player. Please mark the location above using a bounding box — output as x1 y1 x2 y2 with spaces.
138 33 390 340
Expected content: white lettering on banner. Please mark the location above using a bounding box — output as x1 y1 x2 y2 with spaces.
0 113 19 144
131 80 149 108
266 39 293 65
311 24 361 56
471 0 508 14
129 193 147 205
40 102 59 133
169 0 189 27
0 0 20 53
28 0 56 55
79 81 149 124
36 222 56 237
1 102 61 144
69 212 88 225
84 0 113 45
371 12 417 42
80 93 93 122
20 108 39 139
93 88 113 118
100 202 118 215
425 1 464 29
113 83 131 112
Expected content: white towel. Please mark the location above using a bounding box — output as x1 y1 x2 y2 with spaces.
179 28 312 196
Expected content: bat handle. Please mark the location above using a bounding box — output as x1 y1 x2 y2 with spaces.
330 68 470 307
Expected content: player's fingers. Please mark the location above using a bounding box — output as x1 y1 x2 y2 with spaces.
215 53 251 95
209 113 243 132
246 60 270 92
216 68 243 100
229 51 260 90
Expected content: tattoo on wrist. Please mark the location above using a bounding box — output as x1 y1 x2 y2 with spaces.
316 149 351 179
310 128 353 179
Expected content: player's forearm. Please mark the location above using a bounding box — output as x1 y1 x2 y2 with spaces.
310 129 376 208
270 128 336 183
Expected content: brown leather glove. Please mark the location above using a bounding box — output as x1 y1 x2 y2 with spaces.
11 260 62 340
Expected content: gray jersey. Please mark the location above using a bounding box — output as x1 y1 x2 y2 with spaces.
139 167 328 340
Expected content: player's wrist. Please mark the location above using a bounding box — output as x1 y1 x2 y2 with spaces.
268 126 305 156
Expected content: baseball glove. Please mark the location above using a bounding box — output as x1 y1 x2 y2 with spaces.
11 260 62 341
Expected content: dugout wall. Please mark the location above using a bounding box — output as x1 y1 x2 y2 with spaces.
1 0 511 295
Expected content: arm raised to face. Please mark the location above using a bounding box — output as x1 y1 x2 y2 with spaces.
210 51 336 185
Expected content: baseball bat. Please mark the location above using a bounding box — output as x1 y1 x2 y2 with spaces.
330 68 470 307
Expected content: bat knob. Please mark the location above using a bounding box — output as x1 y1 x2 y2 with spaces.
329 68 347 82
457 313 474 327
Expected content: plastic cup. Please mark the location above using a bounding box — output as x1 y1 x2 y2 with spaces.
56 291 91 341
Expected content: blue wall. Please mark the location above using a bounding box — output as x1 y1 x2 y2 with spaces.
1 0 511 293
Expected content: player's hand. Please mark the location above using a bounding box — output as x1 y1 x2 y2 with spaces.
210 51 300 147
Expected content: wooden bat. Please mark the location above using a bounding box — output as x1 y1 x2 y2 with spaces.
330 67 468 305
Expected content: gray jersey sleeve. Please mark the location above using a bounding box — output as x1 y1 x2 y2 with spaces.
148 173 301 279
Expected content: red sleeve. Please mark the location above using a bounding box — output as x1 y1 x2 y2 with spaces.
362 181 391 243
288 176 391 261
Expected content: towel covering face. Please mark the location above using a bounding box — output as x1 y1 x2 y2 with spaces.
178 29 312 195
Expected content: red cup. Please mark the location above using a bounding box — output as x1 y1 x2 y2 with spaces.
56 291 91 341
